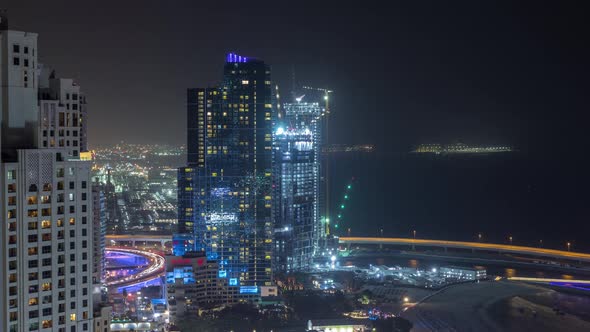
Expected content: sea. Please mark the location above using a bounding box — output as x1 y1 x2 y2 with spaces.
328 150 590 252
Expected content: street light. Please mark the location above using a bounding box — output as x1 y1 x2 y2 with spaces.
567 242 571 252
413 230 416 239
509 236 513 245
478 233 482 242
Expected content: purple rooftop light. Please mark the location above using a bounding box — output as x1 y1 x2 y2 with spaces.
226 52 248 63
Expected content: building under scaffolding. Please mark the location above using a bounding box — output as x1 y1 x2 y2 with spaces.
273 101 323 273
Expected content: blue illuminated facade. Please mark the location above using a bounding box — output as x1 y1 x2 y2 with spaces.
226 52 249 63
165 253 240 312
273 101 323 272
172 233 195 256
239 286 259 294
176 53 274 288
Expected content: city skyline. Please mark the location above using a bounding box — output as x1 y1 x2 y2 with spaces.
2 3 590 332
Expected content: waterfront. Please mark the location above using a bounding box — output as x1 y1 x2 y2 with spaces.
329 151 590 251
343 255 590 280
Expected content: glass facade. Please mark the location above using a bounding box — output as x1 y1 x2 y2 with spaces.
273 102 323 272
177 54 274 287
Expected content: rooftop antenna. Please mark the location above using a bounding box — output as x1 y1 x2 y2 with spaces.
291 64 297 102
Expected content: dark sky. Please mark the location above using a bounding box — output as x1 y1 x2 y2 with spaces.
3 1 589 153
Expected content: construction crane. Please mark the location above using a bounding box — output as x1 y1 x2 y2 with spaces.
302 86 333 237
302 86 333 112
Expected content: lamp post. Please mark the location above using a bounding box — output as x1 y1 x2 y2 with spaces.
567 242 571 252
509 236 513 245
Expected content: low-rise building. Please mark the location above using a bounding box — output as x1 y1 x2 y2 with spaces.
93 304 112 332
165 252 239 323
439 266 487 281
306 319 367 331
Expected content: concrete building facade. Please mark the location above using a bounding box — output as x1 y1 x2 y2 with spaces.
1 13 103 332
1 149 94 332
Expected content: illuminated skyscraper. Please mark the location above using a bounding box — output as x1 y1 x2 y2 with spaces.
177 53 274 291
272 101 323 272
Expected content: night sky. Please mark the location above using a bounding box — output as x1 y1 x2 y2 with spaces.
3 1 588 154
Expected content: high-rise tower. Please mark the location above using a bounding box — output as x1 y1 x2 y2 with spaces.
177 53 274 292
1 14 96 332
273 101 323 272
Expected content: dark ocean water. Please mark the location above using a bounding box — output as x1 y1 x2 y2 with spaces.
329 151 590 252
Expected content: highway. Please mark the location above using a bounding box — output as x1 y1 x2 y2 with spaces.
339 237 590 263
106 234 172 241
105 247 165 288
106 235 590 263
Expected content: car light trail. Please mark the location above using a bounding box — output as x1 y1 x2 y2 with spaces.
105 247 165 287
339 237 590 262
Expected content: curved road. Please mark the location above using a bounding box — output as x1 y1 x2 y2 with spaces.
105 247 165 288
339 237 590 263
